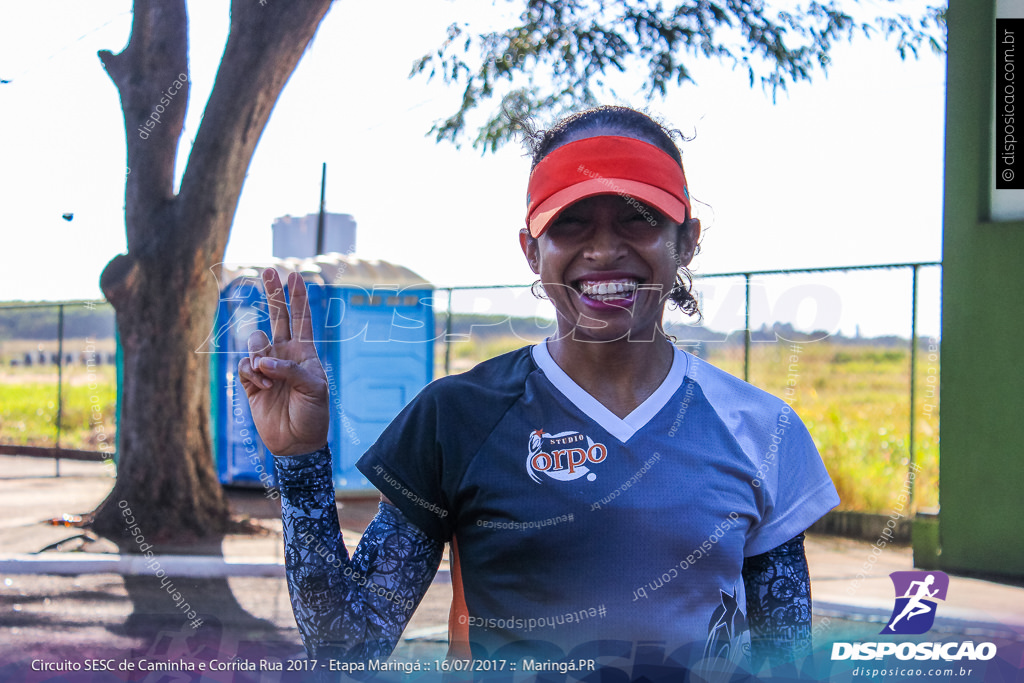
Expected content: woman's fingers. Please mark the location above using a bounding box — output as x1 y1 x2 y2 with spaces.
240 330 273 391
288 272 316 344
247 328 272 358
252 357 326 399
237 356 263 394
238 356 273 393
262 268 291 343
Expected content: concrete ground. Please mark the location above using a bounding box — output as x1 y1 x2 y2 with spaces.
1 455 1022 681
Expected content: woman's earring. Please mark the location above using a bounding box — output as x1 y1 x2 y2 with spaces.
531 280 548 300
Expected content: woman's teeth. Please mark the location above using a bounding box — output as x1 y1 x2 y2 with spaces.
577 279 638 301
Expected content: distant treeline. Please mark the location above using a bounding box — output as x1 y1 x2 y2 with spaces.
434 314 556 341
0 301 115 340
663 321 917 348
433 314 927 348
0 301 930 348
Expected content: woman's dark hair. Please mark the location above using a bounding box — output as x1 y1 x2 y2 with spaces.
518 105 701 319
525 106 684 170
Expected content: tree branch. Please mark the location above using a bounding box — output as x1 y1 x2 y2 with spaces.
98 0 188 255
412 0 947 149
177 0 333 258
99 253 141 310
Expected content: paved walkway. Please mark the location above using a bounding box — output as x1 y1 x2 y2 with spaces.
1 454 1022 678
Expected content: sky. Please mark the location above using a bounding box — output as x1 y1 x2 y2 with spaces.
0 1 947 338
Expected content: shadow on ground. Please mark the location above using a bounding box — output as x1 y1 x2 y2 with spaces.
0 483 309 680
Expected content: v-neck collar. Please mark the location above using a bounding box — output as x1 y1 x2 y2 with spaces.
531 340 689 443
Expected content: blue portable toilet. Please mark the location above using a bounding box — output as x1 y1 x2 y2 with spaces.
210 253 434 494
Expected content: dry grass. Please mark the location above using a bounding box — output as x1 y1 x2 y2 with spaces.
437 336 939 514
1 335 938 513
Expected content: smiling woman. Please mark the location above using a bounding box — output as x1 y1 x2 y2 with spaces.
239 105 840 677
517 109 702 419
523 109 701 314
520 192 698 417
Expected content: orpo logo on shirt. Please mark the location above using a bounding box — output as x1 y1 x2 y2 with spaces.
526 429 608 483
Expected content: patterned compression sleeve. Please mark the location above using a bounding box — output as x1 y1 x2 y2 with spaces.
741 533 812 669
275 446 444 662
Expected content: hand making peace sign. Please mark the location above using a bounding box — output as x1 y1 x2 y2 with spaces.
237 269 330 457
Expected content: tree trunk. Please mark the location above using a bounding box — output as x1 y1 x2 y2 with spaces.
89 0 333 547
92 248 229 545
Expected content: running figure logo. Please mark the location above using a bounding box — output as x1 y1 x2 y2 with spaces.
882 571 949 634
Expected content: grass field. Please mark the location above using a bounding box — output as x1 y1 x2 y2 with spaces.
702 341 939 514
438 335 939 514
0 338 118 452
1 335 937 513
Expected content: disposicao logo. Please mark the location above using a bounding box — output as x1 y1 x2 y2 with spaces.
831 570 997 663
883 570 949 635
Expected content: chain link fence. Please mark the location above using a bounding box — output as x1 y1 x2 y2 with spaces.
0 262 940 513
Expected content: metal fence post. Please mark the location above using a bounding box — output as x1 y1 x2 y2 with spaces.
743 273 751 383
55 304 64 477
444 288 453 377
909 264 919 506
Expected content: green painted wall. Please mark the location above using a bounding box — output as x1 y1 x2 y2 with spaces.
940 0 1024 577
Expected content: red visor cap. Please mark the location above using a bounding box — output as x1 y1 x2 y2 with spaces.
525 135 690 238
